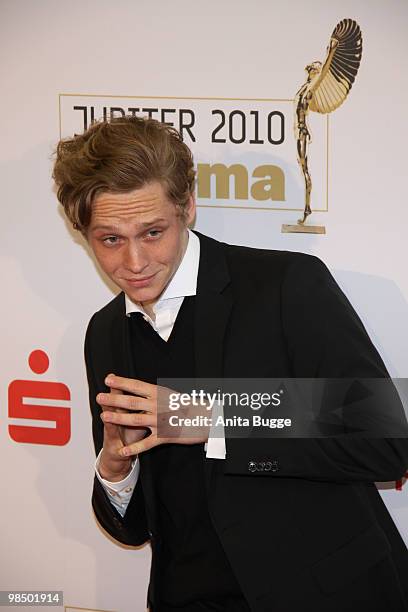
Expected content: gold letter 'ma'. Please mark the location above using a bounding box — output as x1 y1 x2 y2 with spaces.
197 163 285 202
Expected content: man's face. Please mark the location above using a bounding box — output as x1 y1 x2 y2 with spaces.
87 181 195 308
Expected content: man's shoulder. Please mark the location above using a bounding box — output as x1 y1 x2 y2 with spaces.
87 291 124 331
195 230 325 277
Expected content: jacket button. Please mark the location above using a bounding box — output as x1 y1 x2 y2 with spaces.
248 461 257 473
113 517 123 529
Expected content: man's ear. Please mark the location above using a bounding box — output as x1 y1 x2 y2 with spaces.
185 193 196 227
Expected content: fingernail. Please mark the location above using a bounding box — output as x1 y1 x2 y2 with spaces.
102 412 112 422
121 447 130 457
105 375 114 384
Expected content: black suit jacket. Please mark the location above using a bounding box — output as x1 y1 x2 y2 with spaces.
85 231 408 611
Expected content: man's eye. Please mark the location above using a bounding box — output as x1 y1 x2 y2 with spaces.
102 236 119 245
146 229 162 239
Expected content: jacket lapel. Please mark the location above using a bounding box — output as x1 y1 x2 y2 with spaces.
193 232 233 378
193 232 233 492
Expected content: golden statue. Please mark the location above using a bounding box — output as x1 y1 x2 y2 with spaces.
292 18 363 229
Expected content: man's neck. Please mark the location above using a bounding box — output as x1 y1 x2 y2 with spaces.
140 300 156 321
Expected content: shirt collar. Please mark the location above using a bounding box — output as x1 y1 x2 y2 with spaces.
124 229 200 316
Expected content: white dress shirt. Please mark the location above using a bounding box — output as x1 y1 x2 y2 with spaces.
95 230 225 517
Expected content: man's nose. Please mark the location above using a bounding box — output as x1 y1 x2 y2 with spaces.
123 242 149 273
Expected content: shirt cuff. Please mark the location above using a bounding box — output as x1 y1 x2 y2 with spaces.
94 449 140 516
205 400 226 459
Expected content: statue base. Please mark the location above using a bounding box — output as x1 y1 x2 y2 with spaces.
281 223 326 235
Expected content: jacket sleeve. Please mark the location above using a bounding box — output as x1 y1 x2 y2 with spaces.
85 313 149 546
224 255 408 482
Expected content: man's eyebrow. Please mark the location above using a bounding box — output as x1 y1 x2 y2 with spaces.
90 218 167 233
90 225 120 233
139 217 167 227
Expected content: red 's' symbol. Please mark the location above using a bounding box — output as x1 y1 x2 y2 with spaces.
8 350 71 446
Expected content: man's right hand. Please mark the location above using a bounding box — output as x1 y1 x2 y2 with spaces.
98 377 148 482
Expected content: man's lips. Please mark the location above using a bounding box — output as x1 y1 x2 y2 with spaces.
124 272 157 287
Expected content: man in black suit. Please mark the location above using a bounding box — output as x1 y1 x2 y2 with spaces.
53 116 408 611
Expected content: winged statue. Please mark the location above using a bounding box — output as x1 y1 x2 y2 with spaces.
294 18 363 225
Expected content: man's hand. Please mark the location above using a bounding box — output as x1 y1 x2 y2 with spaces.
96 374 210 458
98 376 149 481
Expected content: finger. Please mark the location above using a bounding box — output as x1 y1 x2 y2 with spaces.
120 434 164 457
101 411 156 428
99 378 122 411
109 386 130 414
99 380 127 443
101 419 123 443
105 374 156 398
96 392 152 412
99 385 122 411
100 401 126 414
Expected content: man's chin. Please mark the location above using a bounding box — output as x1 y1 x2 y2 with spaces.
123 284 163 305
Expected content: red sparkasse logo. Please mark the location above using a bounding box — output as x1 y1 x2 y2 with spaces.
8 349 71 445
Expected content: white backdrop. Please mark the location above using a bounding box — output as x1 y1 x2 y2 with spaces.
1 1 407 611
